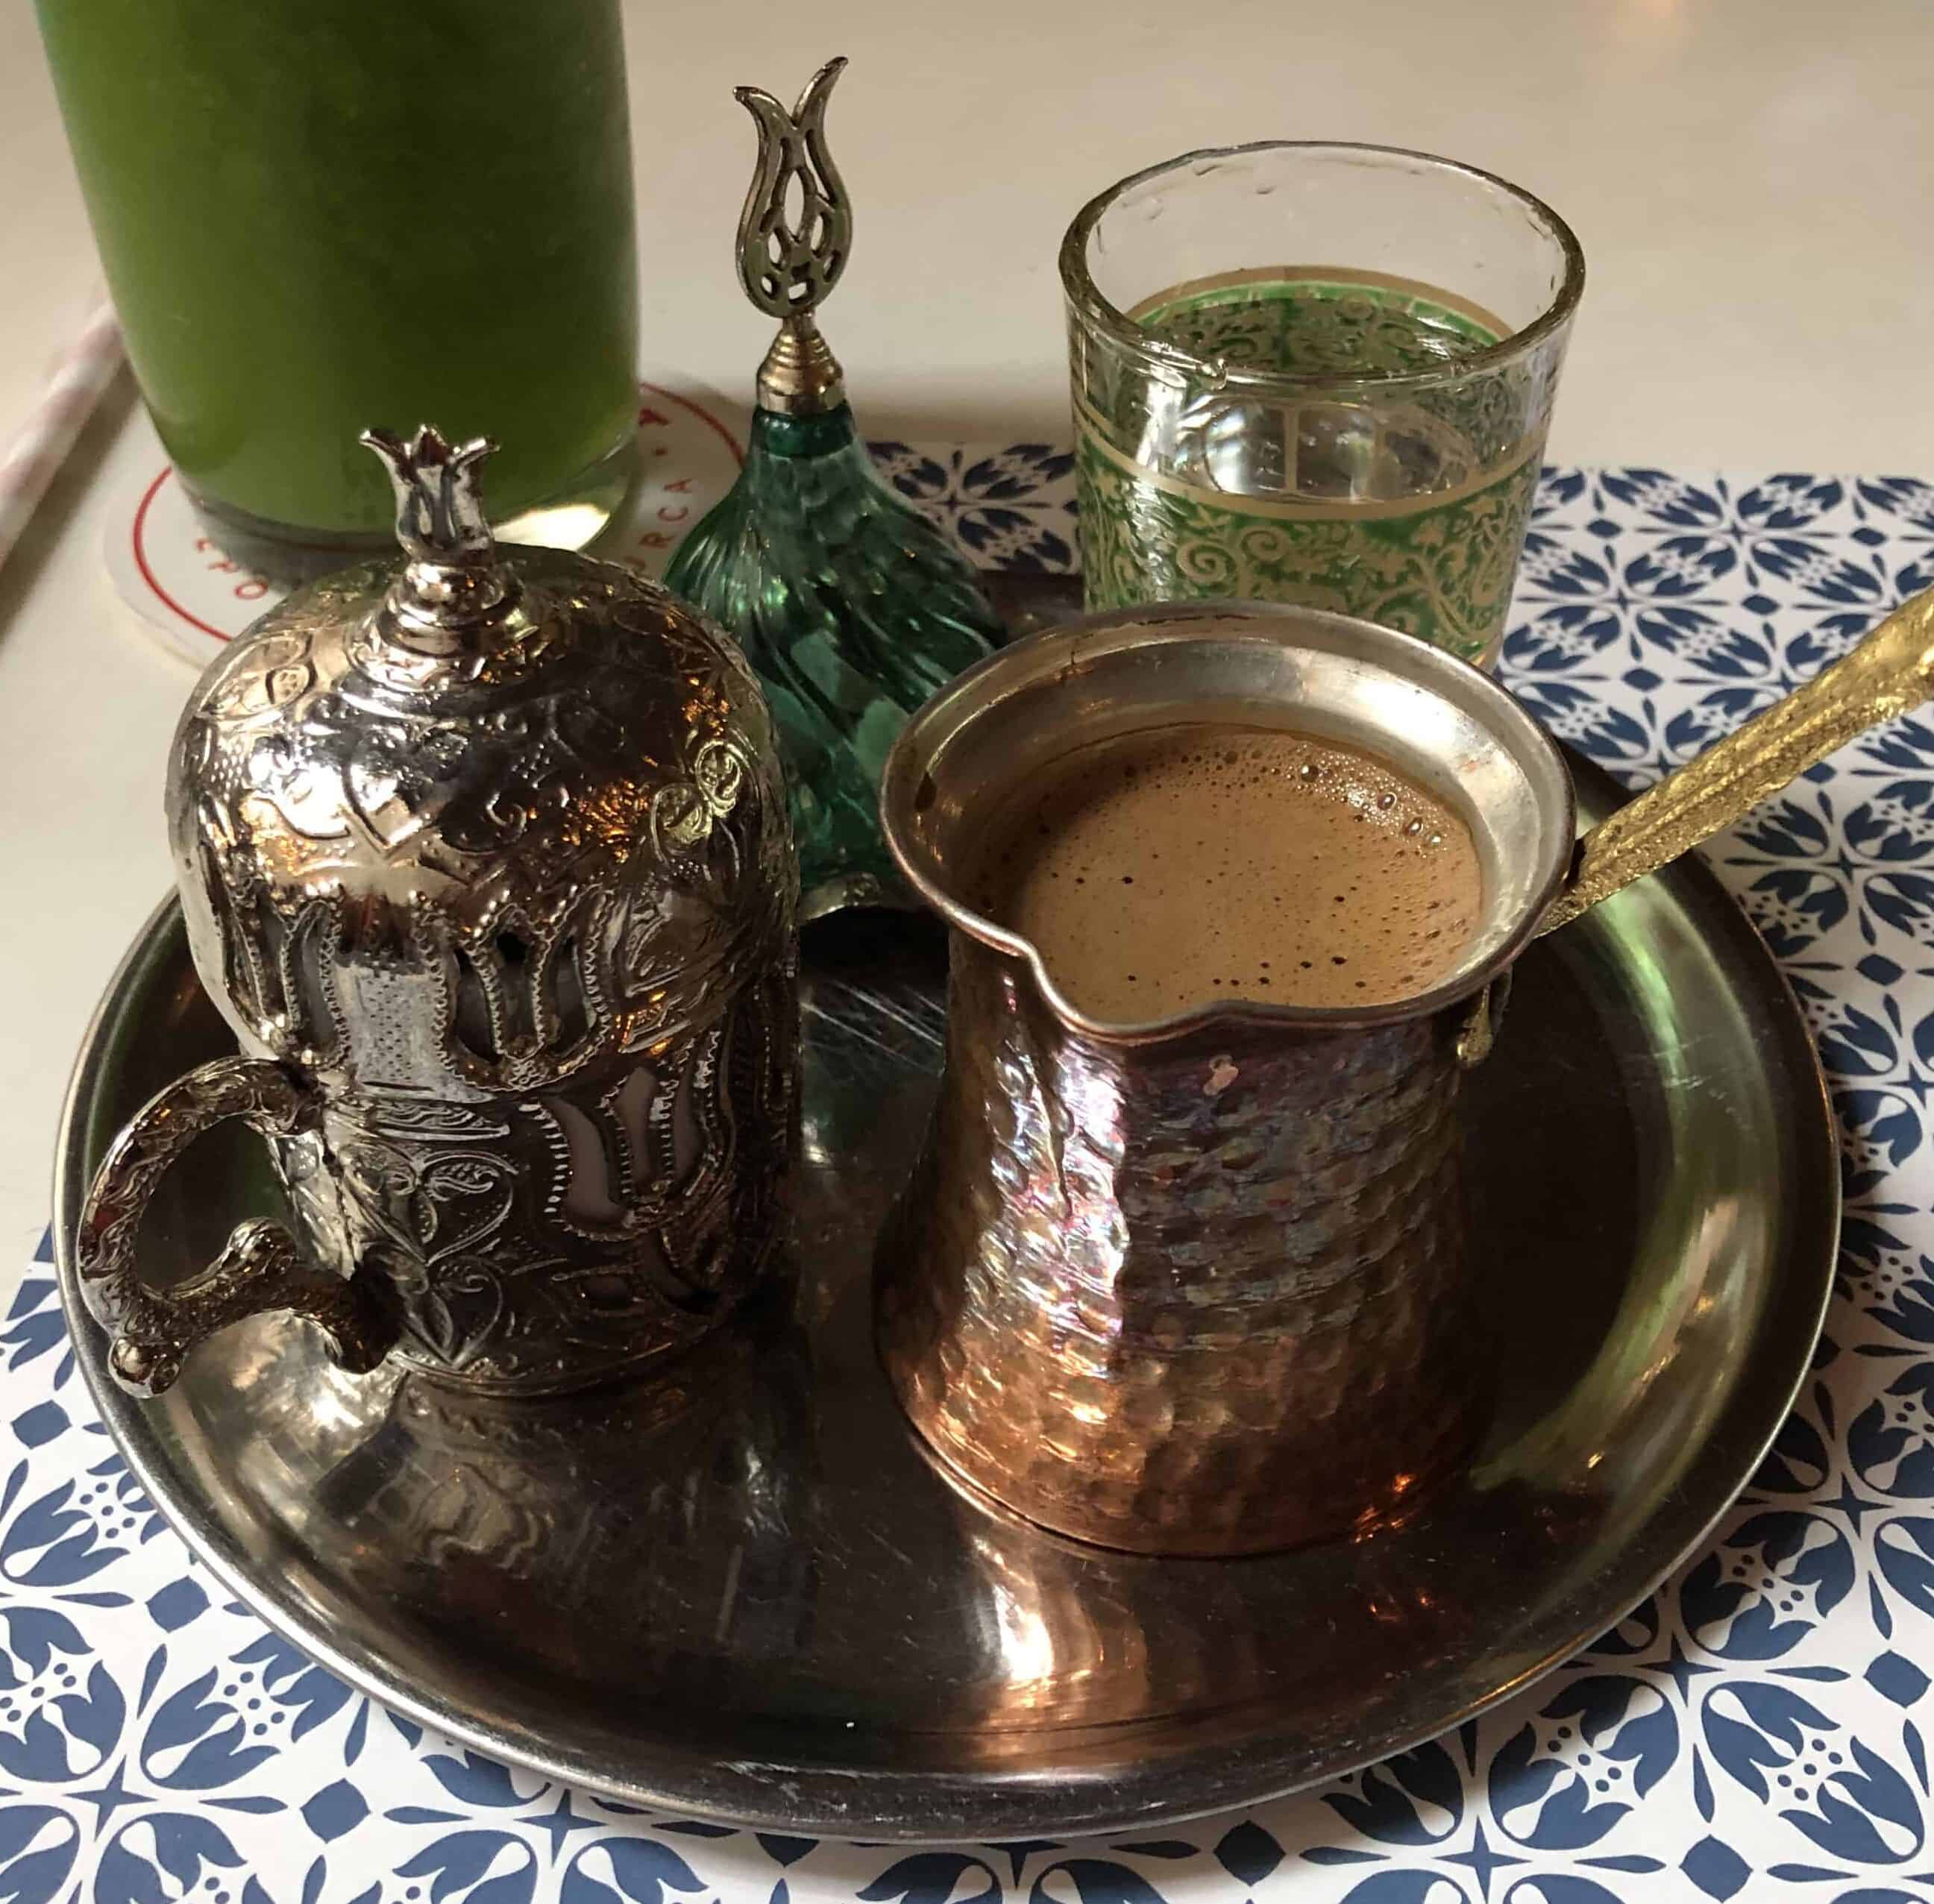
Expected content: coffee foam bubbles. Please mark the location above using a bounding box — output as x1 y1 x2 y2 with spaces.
976 726 1484 1019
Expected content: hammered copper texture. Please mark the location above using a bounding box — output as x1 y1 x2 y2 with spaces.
876 942 1484 1556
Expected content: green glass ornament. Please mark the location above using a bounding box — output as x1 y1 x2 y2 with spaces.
665 57 1001 916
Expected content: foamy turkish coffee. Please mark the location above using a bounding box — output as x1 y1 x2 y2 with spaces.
976 723 1483 1018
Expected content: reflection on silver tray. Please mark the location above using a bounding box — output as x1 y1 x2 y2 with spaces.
54 754 1836 1841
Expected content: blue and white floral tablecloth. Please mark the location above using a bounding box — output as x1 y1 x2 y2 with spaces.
6 459 1934 1904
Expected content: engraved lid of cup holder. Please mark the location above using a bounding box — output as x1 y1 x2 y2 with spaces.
166 425 794 1098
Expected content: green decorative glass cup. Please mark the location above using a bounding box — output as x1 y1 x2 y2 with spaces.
1062 142 1583 667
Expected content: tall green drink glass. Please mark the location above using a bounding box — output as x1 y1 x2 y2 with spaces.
36 0 640 578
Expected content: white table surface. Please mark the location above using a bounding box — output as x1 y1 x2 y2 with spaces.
1 0 1930 1283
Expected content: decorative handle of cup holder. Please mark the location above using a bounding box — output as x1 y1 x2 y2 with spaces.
1539 585 1934 936
74 1057 393 1400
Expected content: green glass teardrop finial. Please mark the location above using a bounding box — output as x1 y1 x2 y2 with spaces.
667 57 1002 916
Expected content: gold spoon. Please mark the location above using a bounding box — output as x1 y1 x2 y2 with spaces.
1539 585 1934 934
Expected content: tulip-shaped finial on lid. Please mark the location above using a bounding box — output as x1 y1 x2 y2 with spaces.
360 424 516 639
734 55 852 415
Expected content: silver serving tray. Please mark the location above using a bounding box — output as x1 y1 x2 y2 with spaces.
54 755 1836 1841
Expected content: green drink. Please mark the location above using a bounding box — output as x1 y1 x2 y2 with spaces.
36 0 639 576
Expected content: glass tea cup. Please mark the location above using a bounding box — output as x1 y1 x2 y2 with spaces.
1062 142 1584 667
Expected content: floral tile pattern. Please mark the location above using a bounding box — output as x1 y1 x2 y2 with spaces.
6 463 1934 1902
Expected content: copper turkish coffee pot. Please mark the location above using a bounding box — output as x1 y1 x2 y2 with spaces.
876 587 1934 1556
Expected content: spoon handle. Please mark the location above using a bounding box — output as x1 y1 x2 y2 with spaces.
1539 585 1934 935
